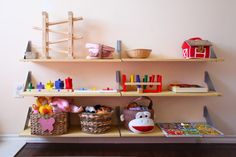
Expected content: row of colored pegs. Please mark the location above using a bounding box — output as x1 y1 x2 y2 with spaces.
27 77 73 90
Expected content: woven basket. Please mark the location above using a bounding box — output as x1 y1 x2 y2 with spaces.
79 112 113 134
126 49 151 58
123 96 154 131
30 112 68 135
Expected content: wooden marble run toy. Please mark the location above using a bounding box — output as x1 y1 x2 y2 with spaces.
33 11 83 59
121 73 162 93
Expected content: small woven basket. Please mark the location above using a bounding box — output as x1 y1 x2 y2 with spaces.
126 49 151 58
123 96 154 130
79 112 113 134
30 112 68 135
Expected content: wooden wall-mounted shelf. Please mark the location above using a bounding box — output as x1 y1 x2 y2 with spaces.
121 58 224 62
21 91 121 97
20 58 224 63
20 59 122 63
20 126 120 138
21 91 221 97
121 91 221 97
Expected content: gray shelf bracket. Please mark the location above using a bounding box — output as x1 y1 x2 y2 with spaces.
210 47 217 58
116 70 121 91
24 107 32 130
24 41 32 59
26 40 32 52
23 71 32 91
204 71 216 92
203 106 214 127
116 40 122 59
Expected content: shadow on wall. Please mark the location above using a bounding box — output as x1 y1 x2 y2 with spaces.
205 44 236 135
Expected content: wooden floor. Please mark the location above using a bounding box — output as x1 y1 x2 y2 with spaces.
14 143 236 157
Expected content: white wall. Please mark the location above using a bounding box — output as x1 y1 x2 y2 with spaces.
0 0 236 136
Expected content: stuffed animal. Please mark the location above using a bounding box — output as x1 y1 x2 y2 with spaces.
51 98 84 113
70 105 84 113
51 98 70 112
39 104 53 115
85 106 96 113
127 111 154 133
32 104 39 114
32 97 50 114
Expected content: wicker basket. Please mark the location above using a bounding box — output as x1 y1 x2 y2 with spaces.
126 49 152 58
123 96 154 131
30 112 68 135
79 112 113 134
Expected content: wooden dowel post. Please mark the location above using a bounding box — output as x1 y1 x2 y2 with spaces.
67 11 74 59
33 26 68 35
41 12 50 59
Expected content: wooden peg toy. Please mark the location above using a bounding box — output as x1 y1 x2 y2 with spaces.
37 82 45 91
121 73 163 93
65 77 73 90
55 79 64 90
122 74 127 92
45 81 54 90
27 82 35 91
91 87 97 91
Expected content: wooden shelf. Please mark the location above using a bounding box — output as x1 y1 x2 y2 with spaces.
119 126 164 137
121 91 221 97
122 58 224 62
21 91 121 97
20 58 122 63
20 126 120 137
21 91 221 97
20 58 224 63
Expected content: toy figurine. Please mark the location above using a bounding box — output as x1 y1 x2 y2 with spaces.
65 77 73 90
27 82 34 91
55 79 64 90
45 81 54 90
37 82 45 91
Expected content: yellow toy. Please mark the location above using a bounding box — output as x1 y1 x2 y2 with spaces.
32 97 52 114
46 81 54 90
39 104 53 115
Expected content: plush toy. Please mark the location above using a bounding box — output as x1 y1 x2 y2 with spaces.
32 97 50 114
70 105 84 113
39 104 53 115
85 106 96 113
128 111 155 133
32 104 39 114
51 98 70 112
50 103 63 113
36 97 49 106
51 98 83 113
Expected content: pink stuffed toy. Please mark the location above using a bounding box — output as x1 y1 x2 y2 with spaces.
51 98 70 112
51 98 84 113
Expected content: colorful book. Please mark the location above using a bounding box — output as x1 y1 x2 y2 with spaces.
157 123 223 137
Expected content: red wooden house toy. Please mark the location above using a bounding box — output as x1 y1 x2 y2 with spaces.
182 37 212 59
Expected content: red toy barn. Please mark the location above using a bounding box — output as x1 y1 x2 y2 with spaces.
182 37 212 59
